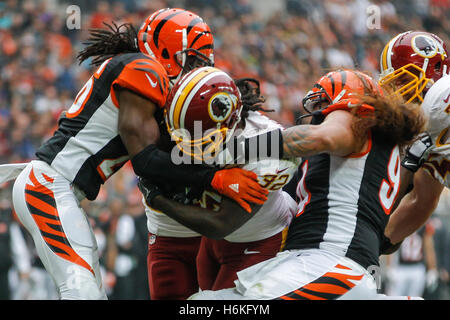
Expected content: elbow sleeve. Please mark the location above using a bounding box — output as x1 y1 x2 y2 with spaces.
130 144 217 189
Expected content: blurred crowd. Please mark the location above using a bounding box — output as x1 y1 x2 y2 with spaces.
0 0 449 299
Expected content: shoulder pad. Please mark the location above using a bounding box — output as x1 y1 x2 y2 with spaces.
113 55 170 108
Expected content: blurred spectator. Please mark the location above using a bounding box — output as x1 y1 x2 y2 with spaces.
426 189 450 299
0 0 448 159
0 184 57 300
384 224 438 298
109 187 149 300
10 224 59 300
0 193 14 299
89 1 114 29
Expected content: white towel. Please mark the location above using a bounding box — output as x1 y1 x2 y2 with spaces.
0 163 29 184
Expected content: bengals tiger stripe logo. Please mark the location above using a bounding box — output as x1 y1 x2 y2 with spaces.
276 264 364 300
24 168 94 275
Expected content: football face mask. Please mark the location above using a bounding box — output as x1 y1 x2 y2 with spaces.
165 67 242 162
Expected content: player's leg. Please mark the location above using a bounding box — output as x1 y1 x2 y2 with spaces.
12 162 105 299
387 265 409 296
212 232 284 290
196 236 220 290
147 234 201 299
408 264 426 297
191 249 378 300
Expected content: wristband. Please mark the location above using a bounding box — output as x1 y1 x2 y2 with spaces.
380 234 402 255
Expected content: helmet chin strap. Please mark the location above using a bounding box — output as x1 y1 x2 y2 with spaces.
224 106 243 144
296 110 324 125
296 113 313 124
422 58 429 78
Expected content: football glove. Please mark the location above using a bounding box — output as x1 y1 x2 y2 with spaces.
211 168 269 213
138 177 196 207
137 177 163 208
401 132 433 173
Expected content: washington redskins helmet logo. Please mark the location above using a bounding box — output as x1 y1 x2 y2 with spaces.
208 92 237 123
379 31 450 103
412 34 439 58
165 66 243 162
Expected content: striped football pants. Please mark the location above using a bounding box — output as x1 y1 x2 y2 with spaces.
12 160 106 299
189 248 379 300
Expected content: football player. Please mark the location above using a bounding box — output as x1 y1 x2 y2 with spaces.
0 8 267 299
139 66 300 293
377 31 450 247
186 69 426 300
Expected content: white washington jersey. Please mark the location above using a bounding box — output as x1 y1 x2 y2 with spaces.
421 75 450 188
285 127 400 269
36 53 169 200
145 111 299 240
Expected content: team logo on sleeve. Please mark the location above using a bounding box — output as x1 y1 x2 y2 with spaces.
208 92 236 123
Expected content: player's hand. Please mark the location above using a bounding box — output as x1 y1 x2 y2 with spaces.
426 269 439 291
401 132 433 172
210 168 269 213
380 234 402 255
137 177 163 207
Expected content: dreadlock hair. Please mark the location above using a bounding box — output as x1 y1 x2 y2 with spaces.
77 22 139 66
352 94 427 150
234 78 273 119
349 80 427 150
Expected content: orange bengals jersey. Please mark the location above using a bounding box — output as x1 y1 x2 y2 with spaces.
36 52 170 200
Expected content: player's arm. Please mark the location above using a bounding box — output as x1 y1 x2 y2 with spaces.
384 168 444 244
117 88 160 156
114 64 268 211
382 132 437 250
154 195 260 240
393 132 434 211
227 110 359 163
117 90 267 212
138 178 260 239
226 109 369 164
391 166 415 215
281 110 360 157
423 225 437 272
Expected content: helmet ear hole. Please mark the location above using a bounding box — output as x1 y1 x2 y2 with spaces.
435 61 441 71
162 48 170 59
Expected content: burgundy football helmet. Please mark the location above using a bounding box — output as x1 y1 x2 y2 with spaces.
379 31 450 103
165 66 242 161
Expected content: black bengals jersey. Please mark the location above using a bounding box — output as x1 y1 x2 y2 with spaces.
284 133 400 269
36 52 169 200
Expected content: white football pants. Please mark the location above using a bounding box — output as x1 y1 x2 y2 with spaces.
10 160 106 300
190 249 380 300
